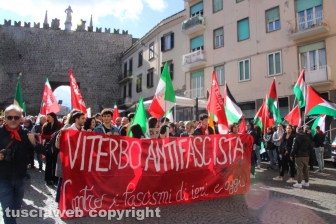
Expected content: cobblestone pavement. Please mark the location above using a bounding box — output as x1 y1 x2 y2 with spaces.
1 161 336 224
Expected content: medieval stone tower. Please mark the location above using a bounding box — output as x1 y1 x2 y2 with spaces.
0 6 133 114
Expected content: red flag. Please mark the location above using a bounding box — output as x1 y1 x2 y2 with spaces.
69 69 87 114
239 116 246 133
112 103 120 125
284 105 301 126
41 78 60 115
206 71 229 133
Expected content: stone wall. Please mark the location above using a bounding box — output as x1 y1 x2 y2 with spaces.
0 25 133 114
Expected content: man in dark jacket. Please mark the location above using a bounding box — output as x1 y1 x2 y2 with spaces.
312 126 325 172
193 113 214 135
0 105 45 224
304 126 315 170
291 126 312 188
246 122 257 178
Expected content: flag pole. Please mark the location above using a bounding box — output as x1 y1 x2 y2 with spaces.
302 116 317 126
324 127 336 133
263 95 267 134
174 104 176 123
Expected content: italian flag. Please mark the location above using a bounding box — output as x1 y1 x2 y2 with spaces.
284 105 301 126
311 115 326 136
266 79 282 123
293 69 306 108
112 102 120 125
306 85 336 117
14 77 24 110
148 62 176 118
224 82 243 124
128 97 148 137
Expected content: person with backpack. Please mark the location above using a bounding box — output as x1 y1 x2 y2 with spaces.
264 127 277 169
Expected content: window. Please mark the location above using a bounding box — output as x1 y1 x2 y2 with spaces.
238 59 250 81
215 65 224 85
129 58 133 76
123 85 126 98
161 33 174 51
213 0 222 13
149 42 154 60
161 62 174 80
147 69 154 88
138 51 143 67
268 51 282 76
123 62 127 77
136 74 142 93
190 35 204 52
266 7 280 32
278 97 289 119
190 2 203 17
237 18 249 41
299 42 326 71
214 28 224 48
191 70 204 99
128 82 132 97
296 0 323 31
236 0 244 2
239 102 255 121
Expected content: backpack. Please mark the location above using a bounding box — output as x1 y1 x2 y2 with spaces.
44 130 61 157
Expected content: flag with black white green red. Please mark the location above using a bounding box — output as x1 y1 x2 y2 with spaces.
284 105 301 126
224 82 243 124
293 69 306 108
306 85 336 117
266 79 282 123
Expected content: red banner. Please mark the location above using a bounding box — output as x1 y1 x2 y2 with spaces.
59 131 253 219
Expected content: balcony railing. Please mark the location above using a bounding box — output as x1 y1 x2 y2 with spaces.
118 70 133 84
305 65 332 85
182 15 205 35
182 49 206 70
184 87 205 99
287 10 329 40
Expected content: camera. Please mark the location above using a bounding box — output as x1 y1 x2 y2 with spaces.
1 148 13 162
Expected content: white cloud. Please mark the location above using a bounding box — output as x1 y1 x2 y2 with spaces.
1 0 167 28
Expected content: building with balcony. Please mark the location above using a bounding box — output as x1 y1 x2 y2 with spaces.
119 0 336 137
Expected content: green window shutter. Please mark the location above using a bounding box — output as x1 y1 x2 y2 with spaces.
191 70 204 79
190 2 203 15
296 0 322 12
191 35 204 50
213 0 222 12
245 60 250 79
266 7 280 22
215 28 223 36
238 18 249 41
299 42 325 53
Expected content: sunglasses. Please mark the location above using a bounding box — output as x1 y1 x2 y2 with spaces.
7 116 20 121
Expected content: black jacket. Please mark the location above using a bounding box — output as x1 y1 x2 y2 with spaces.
291 132 313 158
280 133 295 154
0 126 45 180
246 129 258 145
313 131 325 148
264 133 276 150
194 126 214 135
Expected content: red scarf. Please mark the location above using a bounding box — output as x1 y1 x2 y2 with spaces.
5 124 21 141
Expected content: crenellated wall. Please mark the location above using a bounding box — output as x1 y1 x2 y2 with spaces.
0 20 133 114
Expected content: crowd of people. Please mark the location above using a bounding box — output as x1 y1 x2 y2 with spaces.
0 104 327 223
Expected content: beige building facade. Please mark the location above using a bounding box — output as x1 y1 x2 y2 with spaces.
119 0 336 137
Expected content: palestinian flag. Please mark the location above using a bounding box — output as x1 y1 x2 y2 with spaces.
306 85 336 117
254 97 274 133
254 101 266 131
266 79 282 123
293 69 306 108
148 62 176 118
284 105 301 126
14 77 24 110
224 82 243 124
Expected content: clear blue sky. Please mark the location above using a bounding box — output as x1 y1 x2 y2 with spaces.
0 0 185 38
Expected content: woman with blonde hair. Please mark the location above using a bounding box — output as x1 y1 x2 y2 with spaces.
180 121 195 137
